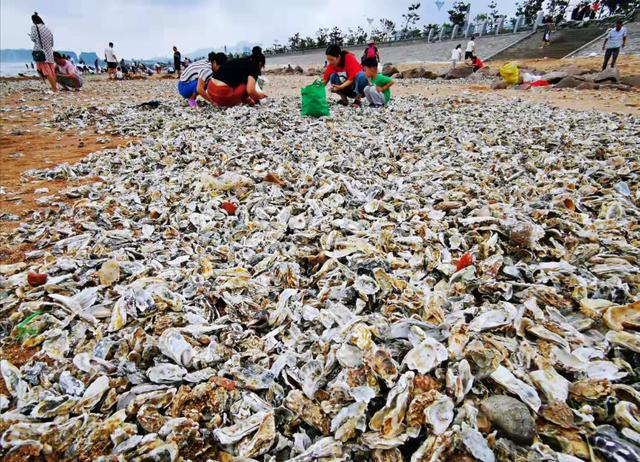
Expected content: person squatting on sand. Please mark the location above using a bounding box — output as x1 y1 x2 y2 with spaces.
323 44 369 107
177 52 227 107
54 52 83 90
206 46 268 107
361 57 394 108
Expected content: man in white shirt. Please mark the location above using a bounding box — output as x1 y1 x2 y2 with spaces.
465 36 476 64
602 20 627 70
104 42 117 80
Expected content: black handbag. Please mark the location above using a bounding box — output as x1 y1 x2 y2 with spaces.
32 25 46 62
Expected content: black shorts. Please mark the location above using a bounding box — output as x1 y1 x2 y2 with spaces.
107 62 117 69
465 51 474 60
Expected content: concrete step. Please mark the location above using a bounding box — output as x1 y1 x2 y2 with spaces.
491 27 607 60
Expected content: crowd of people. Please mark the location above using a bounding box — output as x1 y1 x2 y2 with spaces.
28 10 630 105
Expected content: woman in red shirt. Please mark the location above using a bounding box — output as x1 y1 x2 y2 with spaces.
322 45 369 107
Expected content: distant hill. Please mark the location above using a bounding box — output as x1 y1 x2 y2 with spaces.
79 52 99 63
58 50 78 61
1 48 79 62
1 49 35 62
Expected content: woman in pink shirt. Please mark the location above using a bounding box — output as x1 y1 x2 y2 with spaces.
54 52 83 90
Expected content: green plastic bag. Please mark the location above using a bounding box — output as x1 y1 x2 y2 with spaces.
301 80 330 117
14 311 43 340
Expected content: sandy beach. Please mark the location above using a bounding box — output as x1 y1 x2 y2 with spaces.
2 56 638 260
0 52 639 461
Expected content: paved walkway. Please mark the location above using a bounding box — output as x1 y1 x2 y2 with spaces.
266 32 532 68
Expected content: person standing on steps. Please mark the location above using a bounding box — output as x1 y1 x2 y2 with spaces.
105 42 118 80
29 12 57 92
465 36 476 64
602 20 627 70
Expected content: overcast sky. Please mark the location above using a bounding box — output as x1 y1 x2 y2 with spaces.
1 0 519 59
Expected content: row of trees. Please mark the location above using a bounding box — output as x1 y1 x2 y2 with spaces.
268 0 637 54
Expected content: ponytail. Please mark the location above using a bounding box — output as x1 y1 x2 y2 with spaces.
32 12 44 25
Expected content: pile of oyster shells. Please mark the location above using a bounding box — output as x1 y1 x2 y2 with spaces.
0 79 639 462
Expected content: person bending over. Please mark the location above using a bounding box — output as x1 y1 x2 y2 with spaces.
177 52 227 107
322 44 369 107
54 52 83 90
207 46 267 107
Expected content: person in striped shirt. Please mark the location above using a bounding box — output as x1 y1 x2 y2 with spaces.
29 12 57 92
177 52 227 107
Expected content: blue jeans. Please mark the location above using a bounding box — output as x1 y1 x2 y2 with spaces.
329 71 368 98
177 79 197 99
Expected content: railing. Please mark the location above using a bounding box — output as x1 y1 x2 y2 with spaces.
267 19 531 58
265 9 636 59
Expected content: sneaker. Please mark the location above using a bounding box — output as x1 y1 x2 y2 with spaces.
187 98 197 108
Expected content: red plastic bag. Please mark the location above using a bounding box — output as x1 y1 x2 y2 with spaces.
455 252 474 272
530 80 550 87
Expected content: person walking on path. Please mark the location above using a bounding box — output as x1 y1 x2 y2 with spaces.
465 36 476 64
29 12 57 92
361 40 380 64
94 58 99 73
173 46 182 77
105 42 118 80
602 20 627 70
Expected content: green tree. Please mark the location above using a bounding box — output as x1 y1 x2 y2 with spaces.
401 3 421 36
353 26 368 44
448 1 470 26
288 33 301 51
423 23 441 38
316 28 329 47
329 26 344 45
305 36 318 48
488 0 502 24
271 40 283 54
515 0 544 23
546 0 570 22
379 18 397 41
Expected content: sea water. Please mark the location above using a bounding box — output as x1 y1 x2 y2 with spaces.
0 61 39 77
